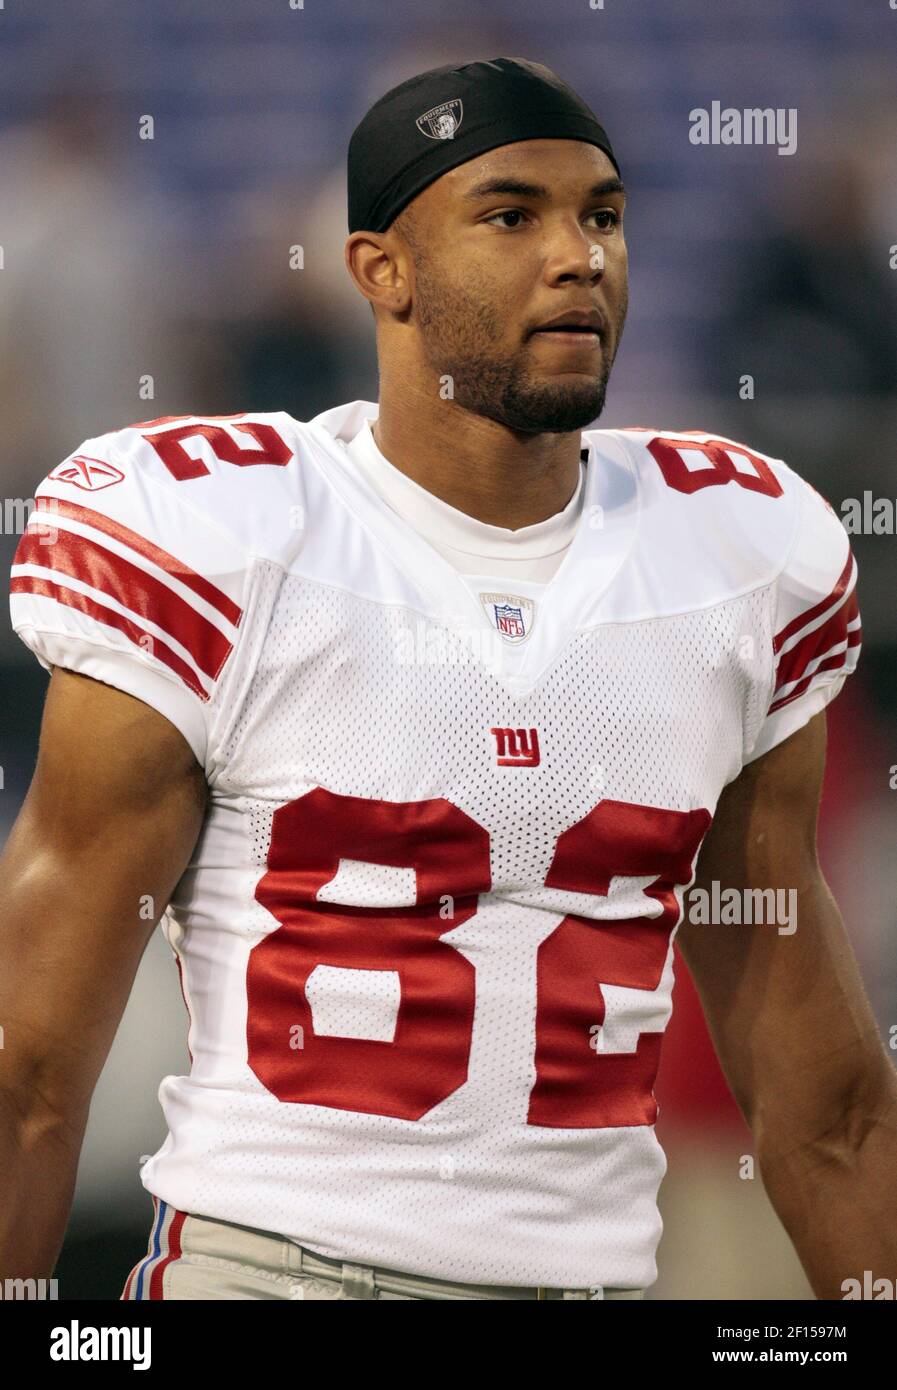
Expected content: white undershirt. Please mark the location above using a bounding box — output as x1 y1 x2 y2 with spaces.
343 417 585 584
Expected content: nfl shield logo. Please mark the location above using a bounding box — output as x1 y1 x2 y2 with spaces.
479 592 535 645
416 99 463 141
495 604 524 639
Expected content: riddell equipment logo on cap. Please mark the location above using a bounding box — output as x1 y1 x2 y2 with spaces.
48 455 125 491
416 99 463 140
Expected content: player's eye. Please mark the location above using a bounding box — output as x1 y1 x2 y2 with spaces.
484 208 529 229
483 207 620 232
588 209 619 231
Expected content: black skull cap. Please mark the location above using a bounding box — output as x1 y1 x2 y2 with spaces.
347 56 620 234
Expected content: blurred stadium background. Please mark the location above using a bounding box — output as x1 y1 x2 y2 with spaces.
0 0 894 1300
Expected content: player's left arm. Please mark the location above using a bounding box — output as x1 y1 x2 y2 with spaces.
677 709 897 1300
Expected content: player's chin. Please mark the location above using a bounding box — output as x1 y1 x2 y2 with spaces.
508 379 606 433
527 353 606 397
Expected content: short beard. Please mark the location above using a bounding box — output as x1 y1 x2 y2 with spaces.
410 257 616 435
451 347 611 434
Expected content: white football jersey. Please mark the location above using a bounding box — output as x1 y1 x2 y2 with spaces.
10 401 861 1289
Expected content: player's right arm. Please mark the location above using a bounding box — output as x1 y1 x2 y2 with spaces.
1 421 256 1280
0 667 207 1281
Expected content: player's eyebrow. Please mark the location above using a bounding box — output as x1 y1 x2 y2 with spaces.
462 176 626 202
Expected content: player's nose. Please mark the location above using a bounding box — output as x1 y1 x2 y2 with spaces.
541 219 604 285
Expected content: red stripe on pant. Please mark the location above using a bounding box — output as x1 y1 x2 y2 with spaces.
149 1209 186 1299
121 1201 187 1300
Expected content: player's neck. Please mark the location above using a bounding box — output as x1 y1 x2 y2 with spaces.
373 381 583 530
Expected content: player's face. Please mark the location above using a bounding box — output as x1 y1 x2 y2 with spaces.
398 139 628 434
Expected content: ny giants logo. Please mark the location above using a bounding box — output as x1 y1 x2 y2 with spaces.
490 727 540 768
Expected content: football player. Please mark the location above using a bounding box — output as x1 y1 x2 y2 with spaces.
1 57 895 1301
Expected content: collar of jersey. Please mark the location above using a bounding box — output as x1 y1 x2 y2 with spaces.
346 416 587 567
304 399 641 693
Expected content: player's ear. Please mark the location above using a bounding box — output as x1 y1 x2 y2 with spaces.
344 230 411 317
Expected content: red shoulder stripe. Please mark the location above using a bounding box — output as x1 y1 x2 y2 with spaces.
772 553 853 655
35 495 242 627
773 589 860 697
768 645 860 714
15 526 232 681
11 574 211 700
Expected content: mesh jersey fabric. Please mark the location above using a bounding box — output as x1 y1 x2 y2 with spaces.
9 402 860 1288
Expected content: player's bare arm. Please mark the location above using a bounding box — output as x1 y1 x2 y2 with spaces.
678 711 897 1300
0 667 207 1280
